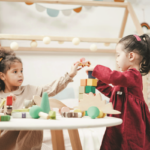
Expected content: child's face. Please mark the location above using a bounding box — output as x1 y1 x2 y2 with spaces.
4 62 24 87
116 44 130 71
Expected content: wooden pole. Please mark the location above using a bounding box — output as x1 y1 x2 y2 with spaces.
3 47 116 53
0 34 120 43
119 8 128 38
0 0 128 7
127 2 148 105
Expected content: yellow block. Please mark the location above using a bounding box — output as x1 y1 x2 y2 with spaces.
87 79 97 86
74 109 85 117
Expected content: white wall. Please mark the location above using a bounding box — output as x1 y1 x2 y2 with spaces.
0 1 149 100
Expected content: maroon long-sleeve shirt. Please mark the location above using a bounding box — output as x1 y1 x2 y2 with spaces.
92 65 150 150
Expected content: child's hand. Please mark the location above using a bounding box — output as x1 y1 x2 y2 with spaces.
9 93 16 102
69 62 81 78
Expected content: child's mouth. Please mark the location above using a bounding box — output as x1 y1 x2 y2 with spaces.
18 79 23 82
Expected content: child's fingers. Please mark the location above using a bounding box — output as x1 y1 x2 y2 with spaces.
74 62 80 70
9 93 16 101
77 67 82 71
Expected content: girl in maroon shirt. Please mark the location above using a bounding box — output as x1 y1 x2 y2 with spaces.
89 34 150 150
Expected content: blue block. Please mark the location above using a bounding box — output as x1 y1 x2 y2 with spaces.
88 71 95 79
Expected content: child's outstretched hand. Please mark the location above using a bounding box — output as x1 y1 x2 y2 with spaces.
9 93 16 103
69 62 81 78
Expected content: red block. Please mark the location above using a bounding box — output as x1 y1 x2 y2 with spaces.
6 96 13 105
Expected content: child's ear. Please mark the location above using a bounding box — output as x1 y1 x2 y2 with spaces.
0 72 5 81
129 52 135 61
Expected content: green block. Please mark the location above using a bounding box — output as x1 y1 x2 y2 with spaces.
85 86 95 94
1 115 10 121
41 92 50 114
85 111 88 116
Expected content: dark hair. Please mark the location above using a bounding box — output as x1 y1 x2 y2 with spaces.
118 34 150 76
0 47 22 91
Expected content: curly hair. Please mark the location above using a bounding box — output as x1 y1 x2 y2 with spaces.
118 34 150 76
0 47 22 91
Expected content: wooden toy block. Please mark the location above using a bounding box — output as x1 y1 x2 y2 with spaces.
60 107 70 113
22 113 26 118
85 86 95 94
6 96 13 106
33 95 73 110
87 79 97 86
74 58 91 68
79 86 85 94
74 109 85 117
41 92 50 114
79 94 83 100
6 106 13 116
12 112 32 118
85 111 88 116
0 115 10 121
80 79 87 86
49 111 56 119
0 98 6 109
88 71 95 79
76 92 121 115
61 112 82 118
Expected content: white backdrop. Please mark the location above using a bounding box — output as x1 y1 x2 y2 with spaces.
0 1 149 100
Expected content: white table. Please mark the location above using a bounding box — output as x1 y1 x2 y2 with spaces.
0 116 122 150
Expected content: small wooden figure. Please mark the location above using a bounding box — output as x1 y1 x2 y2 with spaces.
6 96 13 116
61 112 82 118
74 58 91 68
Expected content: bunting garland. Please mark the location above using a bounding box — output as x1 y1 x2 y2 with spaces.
25 0 117 17
25 3 92 17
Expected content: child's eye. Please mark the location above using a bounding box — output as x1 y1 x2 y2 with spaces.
21 70 23 73
14 71 17 73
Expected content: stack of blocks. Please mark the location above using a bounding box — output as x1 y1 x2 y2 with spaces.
6 96 13 116
79 71 97 102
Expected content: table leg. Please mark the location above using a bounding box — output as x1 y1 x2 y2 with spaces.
68 129 82 150
51 130 65 150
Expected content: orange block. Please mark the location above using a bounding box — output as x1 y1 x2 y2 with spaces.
80 79 87 86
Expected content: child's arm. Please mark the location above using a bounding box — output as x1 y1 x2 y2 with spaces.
41 62 80 97
86 66 114 98
92 65 139 87
97 80 114 98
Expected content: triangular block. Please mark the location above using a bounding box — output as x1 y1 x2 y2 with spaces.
41 92 50 114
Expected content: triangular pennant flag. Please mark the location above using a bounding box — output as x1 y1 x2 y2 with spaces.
47 8 59 17
73 7 82 13
62 9 72 16
35 4 46 12
25 2 34 5
84 6 92 10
